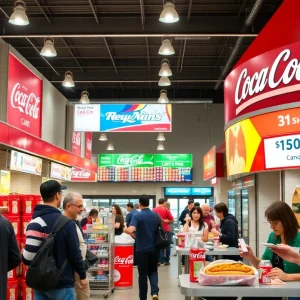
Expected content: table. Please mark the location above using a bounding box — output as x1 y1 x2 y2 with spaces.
179 274 300 300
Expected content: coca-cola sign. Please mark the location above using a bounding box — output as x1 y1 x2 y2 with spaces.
114 245 133 288
224 41 300 125
71 167 96 182
7 53 43 137
72 131 81 156
85 132 92 160
114 255 134 265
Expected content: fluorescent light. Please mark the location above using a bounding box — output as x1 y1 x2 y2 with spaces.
157 133 166 141
40 37 57 57
159 59 172 77
158 90 169 104
157 142 165 151
158 39 175 56
107 143 114 151
9 1 29 26
99 133 107 141
79 91 90 104
158 76 171 87
159 1 179 24
62 71 75 87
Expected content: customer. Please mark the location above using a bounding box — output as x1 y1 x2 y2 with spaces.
179 200 194 225
63 192 89 300
240 201 300 300
201 203 216 232
134 203 141 211
165 201 174 244
125 202 139 227
153 198 174 266
211 202 239 261
269 244 300 265
80 208 98 230
124 194 159 300
112 204 125 236
22 180 88 300
183 207 208 242
0 212 22 300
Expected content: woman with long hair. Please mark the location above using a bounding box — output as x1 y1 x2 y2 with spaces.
241 201 300 300
80 208 98 230
183 207 208 242
112 204 125 236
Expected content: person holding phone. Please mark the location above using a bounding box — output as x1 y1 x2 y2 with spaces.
240 201 300 300
269 244 300 265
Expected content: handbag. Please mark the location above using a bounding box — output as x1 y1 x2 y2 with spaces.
83 249 98 271
155 213 170 249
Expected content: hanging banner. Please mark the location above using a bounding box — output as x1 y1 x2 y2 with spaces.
71 167 97 182
50 162 71 181
10 150 42 176
7 53 43 137
72 131 81 156
85 132 92 160
74 104 172 132
0 170 11 195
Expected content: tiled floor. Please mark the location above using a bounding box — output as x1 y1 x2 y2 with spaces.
90 252 182 300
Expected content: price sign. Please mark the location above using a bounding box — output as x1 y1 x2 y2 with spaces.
74 104 101 131
264 134 300 169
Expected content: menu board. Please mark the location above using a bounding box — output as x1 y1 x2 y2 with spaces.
98 154 192 182
154 154 192 182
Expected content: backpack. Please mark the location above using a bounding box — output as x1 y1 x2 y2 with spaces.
25 215 71 291
155 213 170 249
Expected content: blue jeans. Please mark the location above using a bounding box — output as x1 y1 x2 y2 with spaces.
136 250 160 300
34 288 76 300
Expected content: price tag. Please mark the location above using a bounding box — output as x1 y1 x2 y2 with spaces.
264 134 300 169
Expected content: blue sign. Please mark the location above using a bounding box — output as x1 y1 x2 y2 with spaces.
165 187 213 196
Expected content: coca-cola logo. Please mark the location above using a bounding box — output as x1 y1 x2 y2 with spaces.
72 132 81 146
71 169 91 179
117 155 145 166
114 255 134 265
234 48 300 115
190 252 205 259
10 83 40 119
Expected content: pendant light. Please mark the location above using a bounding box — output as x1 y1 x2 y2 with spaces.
99 133 107 141
159 59 172 77
40 37 57 57
158 90 169 104
107 142 114 151
157 133 166 141
62 71 75 87
158 38 175 56
79 91 90 104
159 0 179 24
9 0 29 26
158 76 171 87
157 142 165 151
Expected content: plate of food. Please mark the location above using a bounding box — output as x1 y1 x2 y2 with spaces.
216 244 229 249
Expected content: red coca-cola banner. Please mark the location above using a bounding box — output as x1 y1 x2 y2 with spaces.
224 41 300 125
7 53 43 137
72 132 81 156
85 132 92 160
71 167 97 182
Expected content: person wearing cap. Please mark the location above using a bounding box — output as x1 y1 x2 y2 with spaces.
22 180 88 300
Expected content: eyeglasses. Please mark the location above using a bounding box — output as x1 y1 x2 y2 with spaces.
69 203 84 209
268 220 280 226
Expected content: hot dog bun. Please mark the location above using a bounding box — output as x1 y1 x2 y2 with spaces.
204 262 254 276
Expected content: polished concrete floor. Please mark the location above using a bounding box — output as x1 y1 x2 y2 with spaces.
90 252 181 300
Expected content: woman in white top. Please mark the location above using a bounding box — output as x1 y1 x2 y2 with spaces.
183 207 209 242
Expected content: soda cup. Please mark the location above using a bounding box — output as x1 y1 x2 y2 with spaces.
189 248 206 282
213 236 220 247
178 233 185 248
258 260 272 284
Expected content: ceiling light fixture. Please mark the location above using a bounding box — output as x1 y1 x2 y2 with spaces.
159 0 179 24
157 133 166 141
107 142 114 151
158 90 169 104
158 76 171 87
62 71 75 87
157 142 165 151
158 38 175 56
40 37 57 57
159 59 172 77
9 0 29 26
99 133 107 141
79 91 90 104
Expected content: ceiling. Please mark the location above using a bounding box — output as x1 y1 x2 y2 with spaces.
0 0 282 103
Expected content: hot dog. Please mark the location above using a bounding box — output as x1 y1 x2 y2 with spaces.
204 262 254 276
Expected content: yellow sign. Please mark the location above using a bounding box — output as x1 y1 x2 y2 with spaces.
0 170 11 195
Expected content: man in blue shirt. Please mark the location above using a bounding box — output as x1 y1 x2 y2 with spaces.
125 202 139 227
124 195 159 300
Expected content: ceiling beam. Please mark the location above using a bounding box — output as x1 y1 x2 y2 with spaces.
187 0 193 22
179 38 187 74
34 0 52 24
140 0 145 29
88 0 100 24
50 80 223 83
